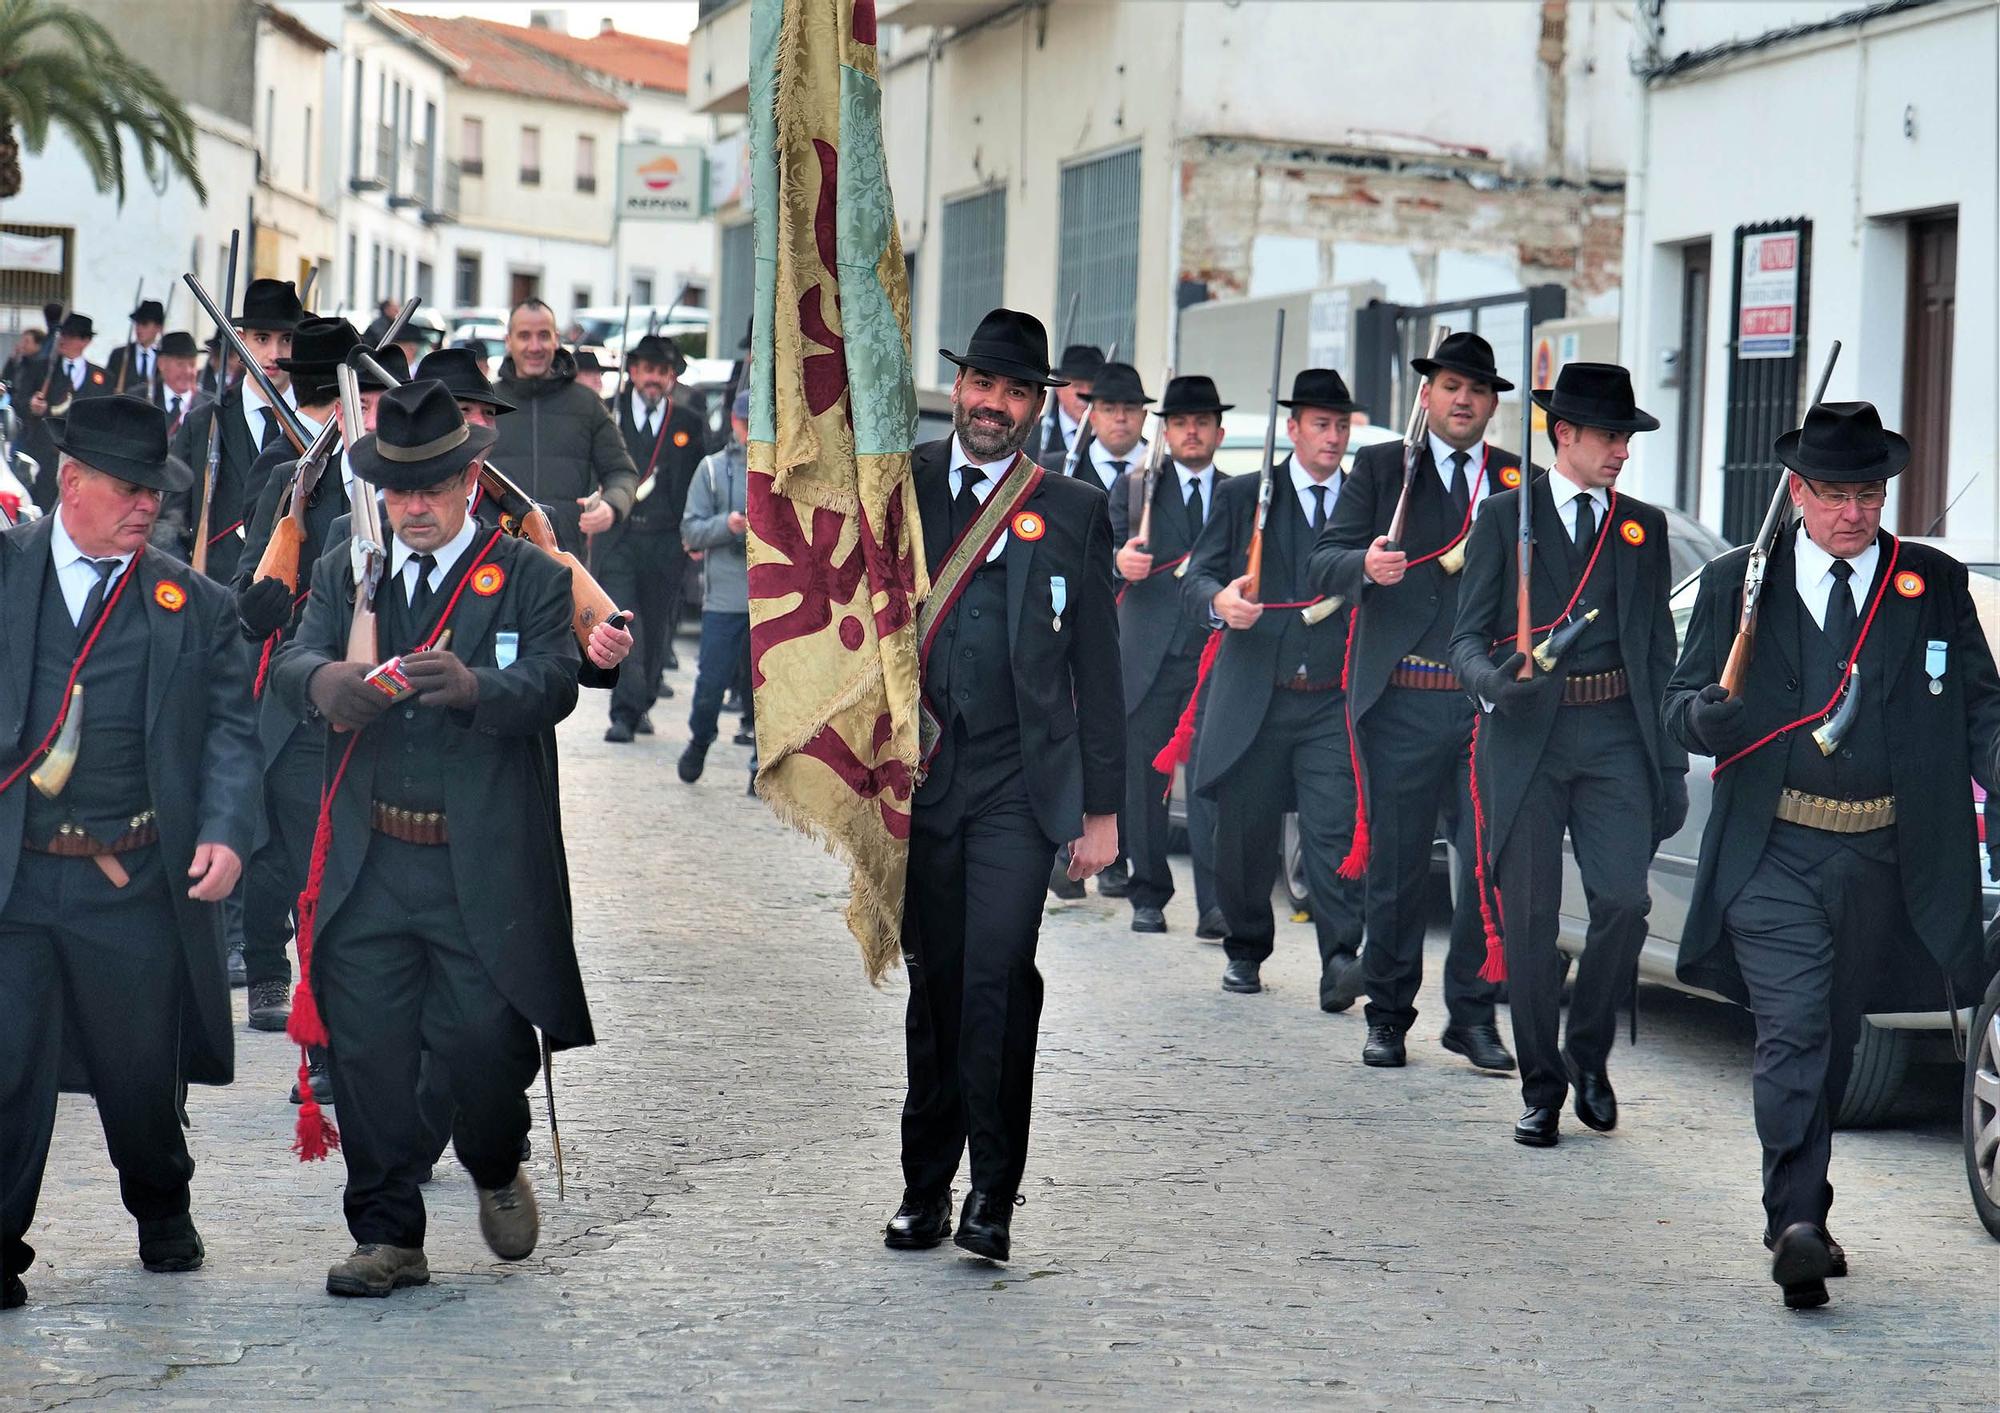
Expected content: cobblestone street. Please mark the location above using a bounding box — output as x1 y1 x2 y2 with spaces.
4 667 1994 1410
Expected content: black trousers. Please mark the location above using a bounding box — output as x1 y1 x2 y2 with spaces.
1493 699 1656 1109
1 848 191 1279
1124 651 1215 913
599 530 688 727
315 835 540 1249
1212 688 1364 983
1725 822 1896 1238
240 729 322 989
902 730 1056 1201
1358 687 1496 1033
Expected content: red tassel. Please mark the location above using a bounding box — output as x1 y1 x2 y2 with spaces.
1467 715 1508 983
292 1055 341 1161
253 633 277 699
287 975 328 1047
1151 629 1223 779
1335 608 1370 879
286 735 359 1158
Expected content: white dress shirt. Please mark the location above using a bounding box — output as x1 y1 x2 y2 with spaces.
1428 432 1493 512
388 512 479 606
1546 464 1609 543
50 508 136 625
64 358 87 391
240 376 299 445
1086 437 1145 493
948 435 1017 562
1290 455 1342 527
1793 525 1880 630
630 389 667 440
1172 459 1217 526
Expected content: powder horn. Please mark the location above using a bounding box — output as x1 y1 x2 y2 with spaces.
30 686 83 798
1812 664 1860 756
1531 609 1600 673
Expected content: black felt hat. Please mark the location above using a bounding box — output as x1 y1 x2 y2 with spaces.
940 308 1065 388
1155 374 1232 416
49 393 192 492
626 333 686 373
417 345 514 413
1775 401 1910 482
130 299 166 325
157 331 199 359
349 343 410 392
233 279 304 332
346 378 497 490
277 316 362 373
572 347 607 375
1530 362 1660 434
1055 343 1105 381
1412 330 1514 393
1277 367 1362 414
1081 361 1151 405
57 312 95 340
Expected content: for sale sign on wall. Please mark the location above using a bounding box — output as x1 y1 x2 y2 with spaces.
1737 230 1800 359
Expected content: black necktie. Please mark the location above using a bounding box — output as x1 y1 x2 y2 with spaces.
952 468 984 538
1185 477 1204 541
1310 483 1328 532
168 394 184 432
259 407 283 451
407 552 437 619
1826 559 1857 663
1574 492 1596 549
78 557 119 629
1449 450 1471 520
1107 458 1127 489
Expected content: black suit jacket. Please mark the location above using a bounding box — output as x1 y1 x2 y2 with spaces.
1309 438 1522 724
163 385 275 584
606 392 706 533
14 355 109 511
271 531 594 1049
1449 478 1684 855
1180 458 1349 793
912 438 1123 843
103 342 163 401
0 517 260 1085
1663 531 2000 1011
1107 460 1228 709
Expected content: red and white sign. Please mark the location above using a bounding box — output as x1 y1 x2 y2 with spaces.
1738 230 1801 359
618 143 707 222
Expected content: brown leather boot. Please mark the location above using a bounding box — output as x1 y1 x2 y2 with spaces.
477 1167 540 1261
326 1243 429 1298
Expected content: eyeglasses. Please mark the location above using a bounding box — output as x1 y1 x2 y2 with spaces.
1803 480 1888 511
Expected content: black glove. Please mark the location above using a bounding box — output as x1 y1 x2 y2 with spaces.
1655 770 1690 844
1687 683 1751 758
400 649 480 711
1478 652 1561 719
237 576 294 640
308 661 391 732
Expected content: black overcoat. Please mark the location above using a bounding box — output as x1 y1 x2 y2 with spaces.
1107 460 1228 710
163 384 269 583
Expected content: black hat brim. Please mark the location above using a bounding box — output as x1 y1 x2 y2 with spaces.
48 422 192 492
1530 389 1661 434
234 317 300 332
1277 396 1363 414
1413 356 1515 394
346 421 498 489
940 348 1066 389
1774 427 1911 482
1156 400 1234 416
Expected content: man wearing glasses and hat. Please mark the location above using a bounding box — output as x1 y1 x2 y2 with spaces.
1451 362 1686 1150
1665 401 2000 1309
1035 343 1103 469
0 395 259 1312
106 298 168 400
883 308 1121 1265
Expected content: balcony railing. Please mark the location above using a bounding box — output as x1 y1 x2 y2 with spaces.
423 160 461 225
394 139 432 209
377 125 399 196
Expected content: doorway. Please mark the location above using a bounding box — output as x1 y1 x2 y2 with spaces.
1675 240 1711 513
1899 212 1956 535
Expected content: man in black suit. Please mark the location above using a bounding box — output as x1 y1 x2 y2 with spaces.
1182 368 1367 1001
19 313 109 512
1070 361 1149 497
164 279 304 584
1307 332 1515 1073
1034 343 1101 469
0 395 259 1313
155 332 204 438
105 298 167 401
599 334 705 743
272 379 591 1298
884 308 1122 1265
1451 362 1687 1149
1664 401 2000 1309
1108 375 1226 934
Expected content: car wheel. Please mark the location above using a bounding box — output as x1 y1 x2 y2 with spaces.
1964 972 2000 1240
1832 1020 1912 1129
1281 812 1311 916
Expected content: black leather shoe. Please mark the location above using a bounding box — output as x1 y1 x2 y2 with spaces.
1320 953 1365 1012
634 713 655 736
1361 1024 1406 1067
2 1273 25 1310
290 1049 334 1106
1221 959 1262 994
664 646 679 670
733 727 755 746
1765 1226 1847 1279
677 741 708 783
1095 863 1130 899
227 944 247 988
138 1215 204 1273
1195 908 1228 941
883 1189 953 1250
604 719 636 743
1771 1222 1835 1309
1047 856 1085 900
953 1191 1016 1262
1565 1053 1617 1131
1441 1023 1516 1072
1513 1106 1560 1147
1131 905 1167 933
247 979 292 1032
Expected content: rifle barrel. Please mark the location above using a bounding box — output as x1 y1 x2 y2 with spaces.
183 273 310 454
1244 310 1286 602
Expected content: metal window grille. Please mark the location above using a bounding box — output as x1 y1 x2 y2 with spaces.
936 189 1006 383
714 219 755 363
454 253 480 307
1721 219 1813 543
0 223 72 312
1056 147 1141 360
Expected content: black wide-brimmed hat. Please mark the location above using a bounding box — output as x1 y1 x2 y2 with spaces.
1776 401 1910 482
278 316 362 373
626 333 686 373
1156 374 1232 416
131 299 166 325
1412 330 1514 393
1531 361 1660 434
1277 367 1362 414
572 347 607 376
417 345 514 413
157 331 199 358
940 308 1065 388
57 312 94 340
233 279 304 332
346 378 497 490
1082 361 1151 406
1055 343 1104 381
49 393 192 492
349 343 410 392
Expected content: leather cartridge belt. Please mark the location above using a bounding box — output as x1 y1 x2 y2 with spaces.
1278 673 1342 693
1560 668 1629 706
1390 656 1460 692
371 801 450 846
26 811 159 856
1775 789 1896 834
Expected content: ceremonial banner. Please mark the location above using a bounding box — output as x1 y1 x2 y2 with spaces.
746 0 925 982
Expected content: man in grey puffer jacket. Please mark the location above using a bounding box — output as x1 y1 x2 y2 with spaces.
490 300 639 554
677 393 751 786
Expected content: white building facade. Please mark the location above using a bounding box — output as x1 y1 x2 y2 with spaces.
252 5 341 300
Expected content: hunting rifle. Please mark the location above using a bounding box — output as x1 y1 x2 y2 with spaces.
1383 325 1452 552
112 280 144 395
192 232 240 576
1057 338 1118 481
1243 311 1286 602
1718 340 1842 698
1126 363 1174 552
1513 321 1534 679
335 363 386 671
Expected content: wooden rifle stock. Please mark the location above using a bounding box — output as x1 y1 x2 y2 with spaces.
1130 363 1174 550
1244 312 1286 602
191 231 240 576
480 465 620 646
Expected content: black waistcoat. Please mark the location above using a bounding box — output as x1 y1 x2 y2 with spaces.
367 550 479 812
1271 497 1345 685
24 559 151 843
930 559 1018 741
1561 514 1623 674
1784 599 1892 803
